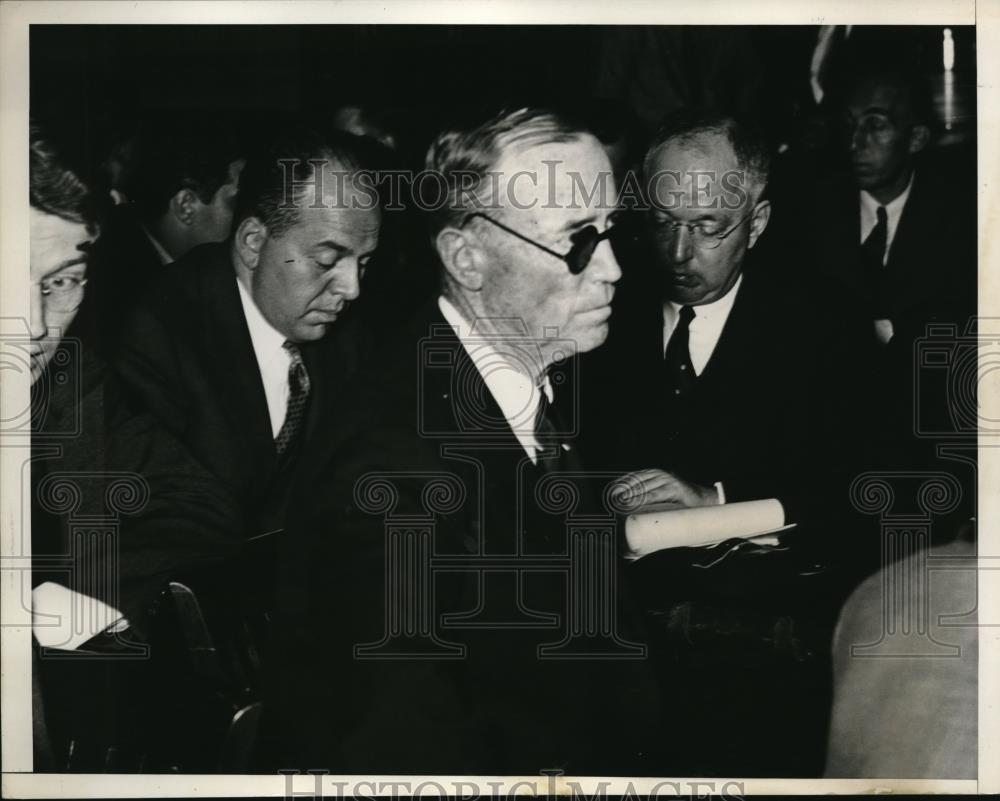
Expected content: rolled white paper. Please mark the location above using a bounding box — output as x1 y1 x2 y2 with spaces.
625 498 786 559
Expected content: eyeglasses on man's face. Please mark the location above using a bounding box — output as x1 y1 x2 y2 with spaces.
34 273 88 314
460 211 629 275
647 208 755 251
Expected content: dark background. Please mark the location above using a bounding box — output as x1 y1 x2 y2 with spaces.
31 24 978 178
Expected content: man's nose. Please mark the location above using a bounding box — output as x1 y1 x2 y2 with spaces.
329 261 362 302
669 225 694 264
29 285 47 340
588 239 622 284
849 125 867 153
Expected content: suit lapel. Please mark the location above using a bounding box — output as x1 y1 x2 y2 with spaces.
694 271 759 392
420 306 527 451
201 253 277 475
615 268 670 405
885 173 937 314
299 306 370 442
827 181 867 298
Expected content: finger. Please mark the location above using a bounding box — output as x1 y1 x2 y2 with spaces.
611 470 666 497
634 484 684 507
614 477 673 506
621 468 673 483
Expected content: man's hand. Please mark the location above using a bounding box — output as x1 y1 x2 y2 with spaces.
611 469 719 513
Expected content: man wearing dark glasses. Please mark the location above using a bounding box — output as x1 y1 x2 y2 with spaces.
272 108 665 776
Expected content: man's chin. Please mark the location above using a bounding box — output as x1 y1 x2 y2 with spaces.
577 323 610 354
667 286 707 306
293 322 331 342
851 168 881 189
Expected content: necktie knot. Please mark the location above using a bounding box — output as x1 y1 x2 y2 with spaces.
876 205 888 226
283 341 311 395
678 305 696 327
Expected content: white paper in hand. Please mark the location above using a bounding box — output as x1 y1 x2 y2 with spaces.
625 498 787 560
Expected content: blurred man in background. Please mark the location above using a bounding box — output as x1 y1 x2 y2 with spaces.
89 116 245 352
793 68 976 525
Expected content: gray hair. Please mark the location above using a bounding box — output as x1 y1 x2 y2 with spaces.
643 108 771 206
424 107 591 234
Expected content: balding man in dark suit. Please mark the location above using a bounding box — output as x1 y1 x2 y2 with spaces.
115 126 381 541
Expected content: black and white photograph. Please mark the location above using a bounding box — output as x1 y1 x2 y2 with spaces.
0 1 996 797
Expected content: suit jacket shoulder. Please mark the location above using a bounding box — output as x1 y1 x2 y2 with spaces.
113 243 276 517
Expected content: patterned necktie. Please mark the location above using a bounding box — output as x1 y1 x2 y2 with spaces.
664 305 697 399
861 205 889 317
274 341 311 455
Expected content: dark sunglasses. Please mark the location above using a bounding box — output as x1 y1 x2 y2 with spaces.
460 211 628 275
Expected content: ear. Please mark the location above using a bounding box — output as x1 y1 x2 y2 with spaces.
436 227 485 292
908 123 931 155
234 216 267 270
169 189 201 226
747 199 772 250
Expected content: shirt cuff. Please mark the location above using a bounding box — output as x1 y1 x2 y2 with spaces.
32 582 129 651
714 481 726 505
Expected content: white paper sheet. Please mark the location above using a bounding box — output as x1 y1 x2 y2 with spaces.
625 498 787 558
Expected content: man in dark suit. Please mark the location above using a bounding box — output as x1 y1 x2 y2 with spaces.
89 118 245 353
270 108 664 776
111 129 381 759
796 69 977 518
114 126 380 541
804 69 975 347
576 109 876 776
591 109 872 530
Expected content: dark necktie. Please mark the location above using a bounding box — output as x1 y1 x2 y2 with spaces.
664 305 697 399
861 205 889 316
533 383 570 473
274 341 311 455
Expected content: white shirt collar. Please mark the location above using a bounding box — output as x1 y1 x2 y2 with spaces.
663 272 743 376
859 171 915 262
438 295 552 463
237 276 293 437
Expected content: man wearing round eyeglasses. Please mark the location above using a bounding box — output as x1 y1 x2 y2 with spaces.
585 109 879 776
612 109 772 511
29 156 97 386
646 144 768 308
606 109 873 532
28 127 246 771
